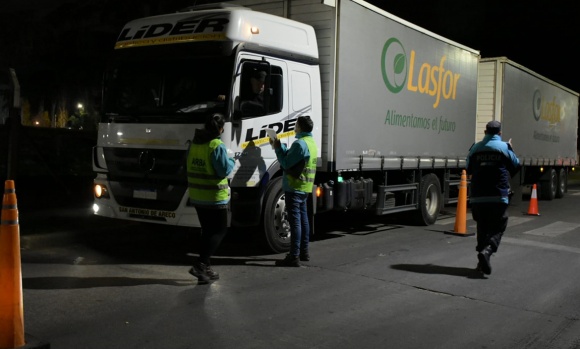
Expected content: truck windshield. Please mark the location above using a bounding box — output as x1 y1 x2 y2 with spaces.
102 45 233 124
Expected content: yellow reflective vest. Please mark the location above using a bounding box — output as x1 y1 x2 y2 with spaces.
187 138 229 203
287 136 317 193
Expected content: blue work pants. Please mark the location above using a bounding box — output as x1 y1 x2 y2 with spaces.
285 191 310 257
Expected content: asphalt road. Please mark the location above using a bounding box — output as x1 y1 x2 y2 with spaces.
13 182 580 349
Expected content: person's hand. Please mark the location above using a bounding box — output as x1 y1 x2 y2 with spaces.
269 137 281 149
227 148 239 160
216 95 226 101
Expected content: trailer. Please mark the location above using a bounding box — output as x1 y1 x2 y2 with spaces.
92 0 480 253
477 57 579 201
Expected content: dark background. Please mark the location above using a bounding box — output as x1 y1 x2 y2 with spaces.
1 0 578 107
0 0 577 209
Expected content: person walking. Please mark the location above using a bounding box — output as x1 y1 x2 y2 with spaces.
467 120 520 275
187 113 235 284
270 116 318 267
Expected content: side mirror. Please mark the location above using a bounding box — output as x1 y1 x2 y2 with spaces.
232 110 242 125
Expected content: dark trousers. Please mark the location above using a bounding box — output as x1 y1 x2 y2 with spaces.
194 205 228 265
471 203 508 253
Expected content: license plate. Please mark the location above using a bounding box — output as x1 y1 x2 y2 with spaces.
133 189 157 200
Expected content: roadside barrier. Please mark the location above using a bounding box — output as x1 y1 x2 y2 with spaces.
447 170 474 236
526 184 540 216
0 180 24 348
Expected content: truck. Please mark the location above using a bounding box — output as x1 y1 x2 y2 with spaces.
92 0 481 253
476 57 579 202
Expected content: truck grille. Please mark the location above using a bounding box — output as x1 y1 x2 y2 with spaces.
104 147 187 211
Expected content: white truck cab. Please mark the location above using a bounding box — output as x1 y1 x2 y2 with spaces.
93 4 322 252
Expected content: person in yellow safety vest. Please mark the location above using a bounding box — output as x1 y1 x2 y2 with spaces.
187 113 235 284
270 115 318 267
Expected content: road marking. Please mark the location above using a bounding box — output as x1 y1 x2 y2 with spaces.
502 237 580 254
507 216 534 227
437 215 533 228
435 217 457 225
523 221 580 237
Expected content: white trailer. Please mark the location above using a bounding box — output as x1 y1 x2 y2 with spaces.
477 57 579 201
92 0 480 253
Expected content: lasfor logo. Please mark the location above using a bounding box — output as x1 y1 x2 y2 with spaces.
381 37 461 109
532 89 561 124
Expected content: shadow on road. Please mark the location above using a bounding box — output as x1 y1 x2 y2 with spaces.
23 276 192 290
391 263 487 279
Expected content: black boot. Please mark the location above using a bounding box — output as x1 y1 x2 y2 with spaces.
189 261 210 284
275 254 300 267
477 246 492 275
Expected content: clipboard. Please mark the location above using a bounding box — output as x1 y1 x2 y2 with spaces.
265 128 277 140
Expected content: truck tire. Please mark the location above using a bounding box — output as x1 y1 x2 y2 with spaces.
540 168 557 201
556 168 567 198
261 177 291 253
413 173 442 225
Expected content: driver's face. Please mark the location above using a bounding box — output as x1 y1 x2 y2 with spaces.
250 77 265 93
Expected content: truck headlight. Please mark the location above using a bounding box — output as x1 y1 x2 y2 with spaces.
94 184 109 198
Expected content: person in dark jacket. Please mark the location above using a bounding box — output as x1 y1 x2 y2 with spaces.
467 120 520 275
187 113 235 284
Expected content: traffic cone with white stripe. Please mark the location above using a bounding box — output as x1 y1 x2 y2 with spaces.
526 184 540 216
446 170 474 236
0 180 25 348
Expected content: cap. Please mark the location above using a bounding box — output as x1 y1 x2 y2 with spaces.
486 120 501 134
251 69 266 82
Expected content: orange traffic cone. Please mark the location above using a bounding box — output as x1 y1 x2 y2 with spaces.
526 184 540 216
446 170 474 236
0 180 25 348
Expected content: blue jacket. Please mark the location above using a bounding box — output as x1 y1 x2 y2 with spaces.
275 132 313 193
467 134 520 204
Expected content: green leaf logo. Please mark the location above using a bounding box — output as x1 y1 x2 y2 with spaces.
381 38 407 94
532 89 541 121
394 53 406 74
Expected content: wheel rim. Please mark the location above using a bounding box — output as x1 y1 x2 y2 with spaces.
551 171 558 197
559 171 566 193
273 193 291 241
425 184 438 216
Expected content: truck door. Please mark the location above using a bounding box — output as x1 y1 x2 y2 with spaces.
229 56 288 188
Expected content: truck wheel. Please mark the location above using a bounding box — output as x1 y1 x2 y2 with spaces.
261 177 291 253
413 173 442 225
540 168 557 201
556 168 567 198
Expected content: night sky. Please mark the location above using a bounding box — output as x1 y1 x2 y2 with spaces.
366 0 579 94
1 0 578 98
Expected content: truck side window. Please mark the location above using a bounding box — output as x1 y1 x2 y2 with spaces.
239 64 283 117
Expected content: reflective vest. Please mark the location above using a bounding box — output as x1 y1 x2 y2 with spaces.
187 138 229 203
287 136 317 193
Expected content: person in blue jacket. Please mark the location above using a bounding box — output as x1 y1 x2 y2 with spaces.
467 120 520 275
187 113 235 284
270 116 318 267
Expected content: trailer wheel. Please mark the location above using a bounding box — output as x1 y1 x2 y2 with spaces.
540 168 557 201
261 177 291 253
414 173 442 225
556 168 567 198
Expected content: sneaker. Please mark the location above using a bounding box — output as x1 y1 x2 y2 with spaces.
189 262 210 284
275 254 300 267
299 250 310 262
205 265 220 280
477 248 492 275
